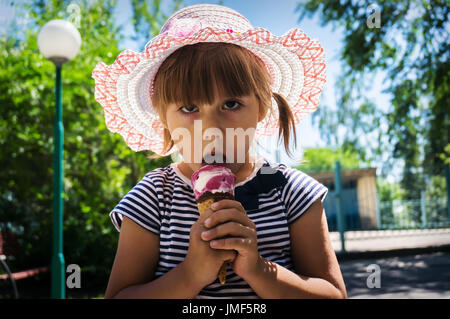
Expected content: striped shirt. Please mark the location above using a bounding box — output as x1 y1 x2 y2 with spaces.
110 156 328 299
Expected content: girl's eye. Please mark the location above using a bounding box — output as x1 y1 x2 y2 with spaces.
222 100 242 111
179 105 198 114
178 100 242 114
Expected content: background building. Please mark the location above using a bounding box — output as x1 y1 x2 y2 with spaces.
310 168 379 230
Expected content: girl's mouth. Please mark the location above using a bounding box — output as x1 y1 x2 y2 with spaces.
202 153 228 166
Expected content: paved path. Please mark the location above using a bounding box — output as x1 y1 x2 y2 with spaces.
339 251 450 298
330 228 450 252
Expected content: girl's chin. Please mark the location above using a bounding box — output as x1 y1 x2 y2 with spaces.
195 162 239 173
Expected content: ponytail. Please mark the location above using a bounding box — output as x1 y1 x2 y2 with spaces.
272 92 297 159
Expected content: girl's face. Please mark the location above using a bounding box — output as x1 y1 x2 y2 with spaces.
164 86 267 175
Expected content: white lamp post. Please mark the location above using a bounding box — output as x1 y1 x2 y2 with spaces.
38 20 81 66
38 19 81 299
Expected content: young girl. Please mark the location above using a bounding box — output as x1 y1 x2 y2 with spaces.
92 4 346 299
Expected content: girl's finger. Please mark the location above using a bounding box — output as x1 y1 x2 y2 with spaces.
211 199 245 213
197 207 216 224
210 237 256 255
201 221 255 241
205 208 255 229
218 249 237 263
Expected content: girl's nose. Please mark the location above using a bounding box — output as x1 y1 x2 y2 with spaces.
200 115 223 137
201 111 221 128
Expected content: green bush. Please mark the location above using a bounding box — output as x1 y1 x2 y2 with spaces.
0 0 172 293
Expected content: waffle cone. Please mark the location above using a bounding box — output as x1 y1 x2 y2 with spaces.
197 198 215 215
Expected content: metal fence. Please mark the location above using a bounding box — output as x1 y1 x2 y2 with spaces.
378 195 449 230
318 161 450 253
325 195 450 232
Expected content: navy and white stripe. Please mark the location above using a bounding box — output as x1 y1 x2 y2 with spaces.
110 158 328 299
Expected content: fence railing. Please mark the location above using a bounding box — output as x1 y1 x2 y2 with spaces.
378 196 449 230
325 195 449 231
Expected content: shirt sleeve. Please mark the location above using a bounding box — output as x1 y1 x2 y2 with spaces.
109 175 161 235
280 167 329 225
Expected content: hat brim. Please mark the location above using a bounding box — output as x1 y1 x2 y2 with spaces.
91 27 326 156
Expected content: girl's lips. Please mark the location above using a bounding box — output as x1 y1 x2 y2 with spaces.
202 153 227 166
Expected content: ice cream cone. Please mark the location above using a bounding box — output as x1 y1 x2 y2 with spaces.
191 165 236 284
196 194 233 284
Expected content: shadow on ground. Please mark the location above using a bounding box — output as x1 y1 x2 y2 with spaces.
339 251 450 298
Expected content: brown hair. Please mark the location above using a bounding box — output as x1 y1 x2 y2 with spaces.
150 42 297 159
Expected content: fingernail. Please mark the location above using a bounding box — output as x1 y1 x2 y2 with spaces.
210 240 218 247
211 202 218 209
201 230 211 239
205 218 212 227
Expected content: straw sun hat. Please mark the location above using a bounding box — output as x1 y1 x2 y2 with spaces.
91 3 326 156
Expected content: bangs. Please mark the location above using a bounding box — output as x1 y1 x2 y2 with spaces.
151 42 272 111
148 42 297 159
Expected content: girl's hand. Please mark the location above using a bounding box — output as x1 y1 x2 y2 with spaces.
200 199 260 280
184 208 237 288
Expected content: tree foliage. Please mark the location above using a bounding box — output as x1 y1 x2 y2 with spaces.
294 146 365 173
296 0 449 200
130 0 183 48
0 0 173 292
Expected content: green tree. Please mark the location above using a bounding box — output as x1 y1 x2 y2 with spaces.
0 0 173 295
296 0 449 201
130 0 183 48
294 146 366 173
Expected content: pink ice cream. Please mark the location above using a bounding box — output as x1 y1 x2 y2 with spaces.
191 165 236 201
